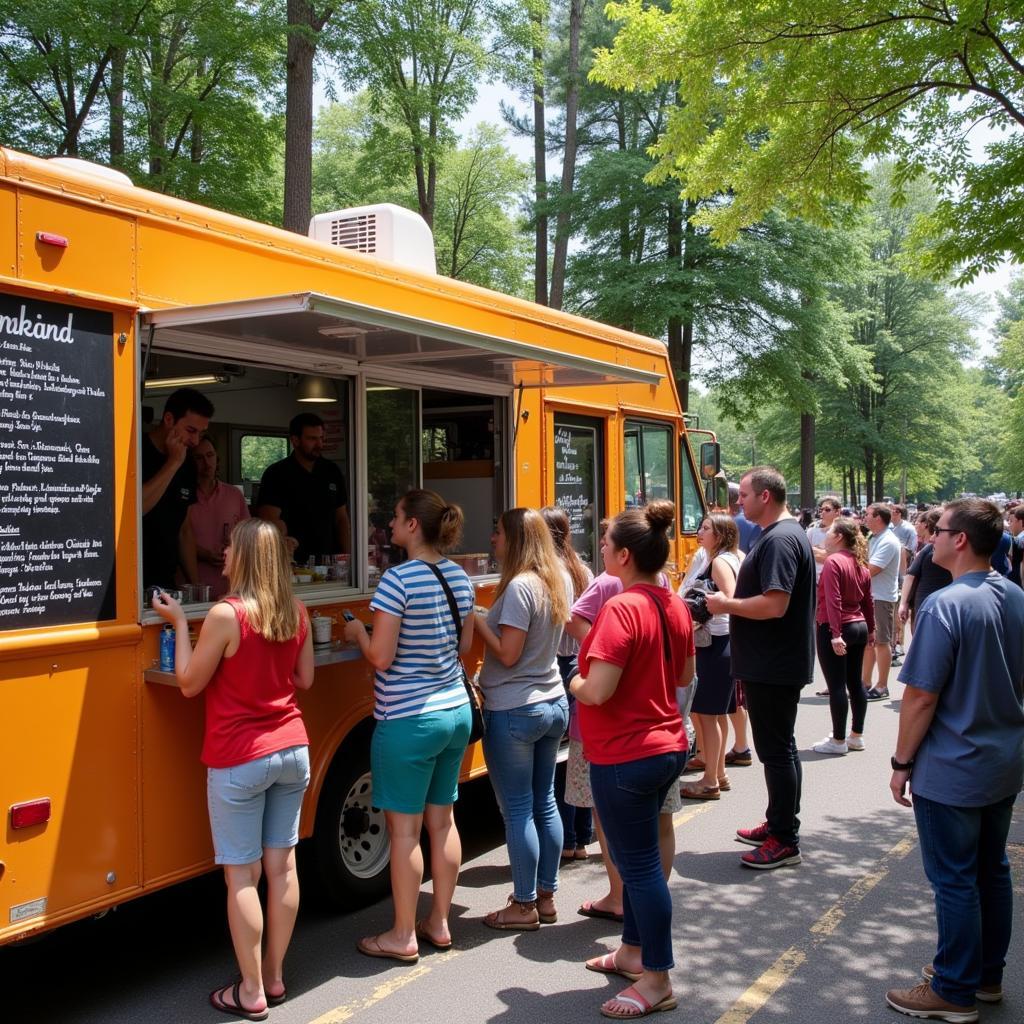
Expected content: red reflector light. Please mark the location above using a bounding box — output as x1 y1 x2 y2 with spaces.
36 231 69 248
11 799 51 829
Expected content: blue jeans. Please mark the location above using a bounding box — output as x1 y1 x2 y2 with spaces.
914 792 1016 1006
590 751 687 971
483 696 569 902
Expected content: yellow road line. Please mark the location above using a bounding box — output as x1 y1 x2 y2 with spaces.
673 801 715 828
712 829 918 1024
308 950 458 1024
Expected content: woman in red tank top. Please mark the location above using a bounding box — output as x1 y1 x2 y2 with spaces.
153 519 313 1021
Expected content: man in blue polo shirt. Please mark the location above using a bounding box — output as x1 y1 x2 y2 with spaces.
886 498 1024 1023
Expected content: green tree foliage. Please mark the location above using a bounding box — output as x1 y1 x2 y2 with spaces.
591 0 1024 282
993 273 1024 481
334 0 503 228
1 1 284 222
813 165 981 501
312 96 530 293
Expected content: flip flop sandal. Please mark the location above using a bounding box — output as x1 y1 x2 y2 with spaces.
415 919 453 950
681 758 705 774
577 900 624 923
356 934 420 963
680 782 721 800
718 775 731 791
210 981 269 1022
586 952 642 983
600 985 678 1020
266 987 287 1007
574 847 590 860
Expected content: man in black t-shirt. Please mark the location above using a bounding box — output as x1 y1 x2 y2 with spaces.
706 466 816 870
141 387 214 590
256 412 350 565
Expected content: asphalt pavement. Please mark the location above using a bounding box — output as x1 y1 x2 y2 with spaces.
3 667 1022 1024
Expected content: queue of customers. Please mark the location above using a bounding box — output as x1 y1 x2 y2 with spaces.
153 484 694 1021
148 455 1022 1023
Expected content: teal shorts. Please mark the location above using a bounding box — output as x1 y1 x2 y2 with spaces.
371 704 472 814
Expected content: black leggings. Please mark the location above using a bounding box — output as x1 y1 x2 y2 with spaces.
815 621 868 739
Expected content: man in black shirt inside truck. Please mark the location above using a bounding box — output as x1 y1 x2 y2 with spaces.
141 387 214 590
256 412 350 565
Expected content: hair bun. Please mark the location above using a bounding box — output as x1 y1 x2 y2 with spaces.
644 500 675 531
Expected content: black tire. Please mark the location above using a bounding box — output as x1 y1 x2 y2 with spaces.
312 741 392 909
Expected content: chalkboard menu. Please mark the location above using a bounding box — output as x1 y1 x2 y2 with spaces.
0 294 116 627
553 420 599 568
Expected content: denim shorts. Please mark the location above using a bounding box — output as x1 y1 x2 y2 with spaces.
207 745 310 865
371 704 472 814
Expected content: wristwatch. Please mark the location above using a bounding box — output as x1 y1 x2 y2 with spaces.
890 755 915 771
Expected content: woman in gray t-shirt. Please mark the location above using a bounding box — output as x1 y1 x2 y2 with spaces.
474 508 572 931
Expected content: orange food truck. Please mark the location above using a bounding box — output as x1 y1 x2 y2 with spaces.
0 147 717 945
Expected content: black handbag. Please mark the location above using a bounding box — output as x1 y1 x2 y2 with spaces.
425 562 485 743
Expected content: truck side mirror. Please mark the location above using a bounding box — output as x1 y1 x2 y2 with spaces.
705 473 729 512
699 441 721 480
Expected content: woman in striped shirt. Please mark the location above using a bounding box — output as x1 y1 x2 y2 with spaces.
343 489 474 963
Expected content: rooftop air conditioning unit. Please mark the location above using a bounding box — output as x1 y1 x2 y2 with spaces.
308 203 436 274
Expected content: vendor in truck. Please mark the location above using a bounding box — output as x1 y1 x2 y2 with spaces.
256 412 351 564
141 387 214 590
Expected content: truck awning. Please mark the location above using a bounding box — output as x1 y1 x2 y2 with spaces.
140 292 662 389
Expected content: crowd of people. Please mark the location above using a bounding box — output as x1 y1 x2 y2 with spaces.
149 471 1023 1023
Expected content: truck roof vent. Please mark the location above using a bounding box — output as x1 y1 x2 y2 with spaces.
308 203 436 275
48 157 133 187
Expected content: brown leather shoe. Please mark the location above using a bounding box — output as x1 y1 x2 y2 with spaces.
885 981 978 1022
922 965 1002 1003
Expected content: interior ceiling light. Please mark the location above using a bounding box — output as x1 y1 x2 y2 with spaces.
295 374 338 403
144 373 229 391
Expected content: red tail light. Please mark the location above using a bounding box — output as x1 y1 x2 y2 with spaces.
11 799 51 829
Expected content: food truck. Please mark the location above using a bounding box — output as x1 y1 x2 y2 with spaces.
0 147 715 944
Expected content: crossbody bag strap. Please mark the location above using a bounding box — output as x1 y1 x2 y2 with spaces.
638 588 673 666
425 561 462 651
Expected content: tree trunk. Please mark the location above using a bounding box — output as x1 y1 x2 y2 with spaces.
666 196 685 408
284 1 333 234
109 47 125 165
800 410 815 510
548 0 585 311
531 15 548 306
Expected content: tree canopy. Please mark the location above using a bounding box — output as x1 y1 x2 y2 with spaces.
591 0 1024 282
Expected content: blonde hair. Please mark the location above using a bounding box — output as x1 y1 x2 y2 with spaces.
830 517 868 568
226 518 301 642
541 505 590 599
496 507 570 625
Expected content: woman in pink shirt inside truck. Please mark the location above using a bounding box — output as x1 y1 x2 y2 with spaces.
811 517 875 756
189 438 250 599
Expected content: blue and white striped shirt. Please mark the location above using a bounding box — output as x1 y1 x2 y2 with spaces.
369 558 475 721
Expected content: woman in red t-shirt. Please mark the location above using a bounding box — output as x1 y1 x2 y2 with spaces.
154 518 313 1022
569 501 694 1020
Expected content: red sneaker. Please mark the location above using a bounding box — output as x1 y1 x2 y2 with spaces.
735 821 771 847
740 836 801 869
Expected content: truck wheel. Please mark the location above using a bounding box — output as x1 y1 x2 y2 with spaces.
313 745 391 909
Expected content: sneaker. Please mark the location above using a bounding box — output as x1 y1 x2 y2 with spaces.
846 735 865 751
812 736 848 755
892 655 903 666
740 836 801 869
724 748 753 767
885 981 978 1022
865 687 890 701
922 965 1001 1004
735 821 771 847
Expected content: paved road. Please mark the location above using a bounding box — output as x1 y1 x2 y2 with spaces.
4 672 1022 1024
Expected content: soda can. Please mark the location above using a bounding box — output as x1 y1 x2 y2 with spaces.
160 624 175 672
